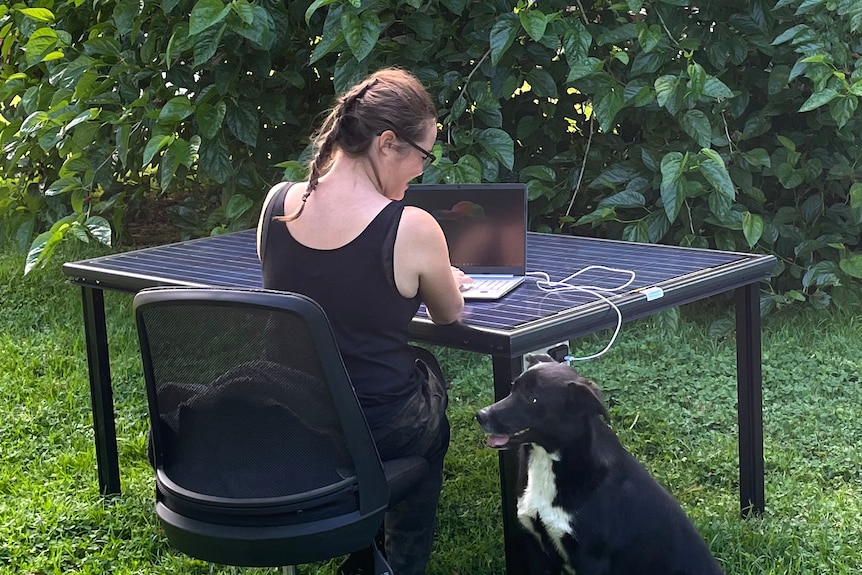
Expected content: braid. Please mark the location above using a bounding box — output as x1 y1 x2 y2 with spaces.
277 122 339 222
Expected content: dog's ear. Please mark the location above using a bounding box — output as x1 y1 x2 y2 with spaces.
524 353 557 367
568 379 611 423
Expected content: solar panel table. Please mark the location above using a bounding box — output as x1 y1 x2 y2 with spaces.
63 229 775 575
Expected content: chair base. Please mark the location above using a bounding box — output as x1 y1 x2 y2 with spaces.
158 502 386 567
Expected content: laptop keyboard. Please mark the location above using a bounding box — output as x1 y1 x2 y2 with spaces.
464 279 512 292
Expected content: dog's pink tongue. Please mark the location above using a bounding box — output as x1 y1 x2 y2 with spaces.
487 435 509 448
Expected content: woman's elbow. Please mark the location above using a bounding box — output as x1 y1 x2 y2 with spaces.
427 300 464 325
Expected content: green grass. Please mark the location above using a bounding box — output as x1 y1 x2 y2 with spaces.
2 239 862 574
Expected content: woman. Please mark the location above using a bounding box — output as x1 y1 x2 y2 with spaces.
256 68 471 575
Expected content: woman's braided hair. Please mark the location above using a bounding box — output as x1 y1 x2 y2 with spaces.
279 68 437 221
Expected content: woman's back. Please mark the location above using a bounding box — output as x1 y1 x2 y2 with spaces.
260 183 422 428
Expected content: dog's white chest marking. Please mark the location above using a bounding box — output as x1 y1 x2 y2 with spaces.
517 445 575 565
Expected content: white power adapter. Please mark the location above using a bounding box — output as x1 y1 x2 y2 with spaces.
522 341 570 371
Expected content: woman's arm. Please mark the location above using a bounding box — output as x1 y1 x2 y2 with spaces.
394 206 469 325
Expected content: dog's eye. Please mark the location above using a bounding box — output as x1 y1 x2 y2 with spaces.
531 397 537 404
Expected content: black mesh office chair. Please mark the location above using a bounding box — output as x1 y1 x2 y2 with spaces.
134 287 428 574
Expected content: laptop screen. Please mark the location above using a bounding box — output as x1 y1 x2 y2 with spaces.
402 183 527 275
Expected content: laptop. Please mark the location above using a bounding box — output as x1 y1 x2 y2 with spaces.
403 183 527 300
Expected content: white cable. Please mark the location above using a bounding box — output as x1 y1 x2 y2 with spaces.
525 266 636 361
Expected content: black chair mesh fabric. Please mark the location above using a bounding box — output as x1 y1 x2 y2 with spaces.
142 303 356 500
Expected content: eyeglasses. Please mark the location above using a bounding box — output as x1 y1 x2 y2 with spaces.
377 126 435 169
400 136 435 169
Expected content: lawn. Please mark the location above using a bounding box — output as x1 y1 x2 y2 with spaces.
1 239 861 574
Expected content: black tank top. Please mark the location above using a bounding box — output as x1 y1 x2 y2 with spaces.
259 184 423 428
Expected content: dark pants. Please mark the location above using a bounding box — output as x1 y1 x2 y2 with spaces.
369 347 450 575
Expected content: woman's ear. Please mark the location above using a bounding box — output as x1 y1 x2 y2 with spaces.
376 129 398 157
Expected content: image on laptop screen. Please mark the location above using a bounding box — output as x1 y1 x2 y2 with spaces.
402 183 527 275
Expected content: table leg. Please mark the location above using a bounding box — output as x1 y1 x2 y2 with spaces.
492 355 526 575
735 283 765 516
81 286 121 495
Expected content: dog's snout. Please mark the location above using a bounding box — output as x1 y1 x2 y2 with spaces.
476 407 490 427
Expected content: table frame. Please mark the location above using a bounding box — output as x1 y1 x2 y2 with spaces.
65 231 772 575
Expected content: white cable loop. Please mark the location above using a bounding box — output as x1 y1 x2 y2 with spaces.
525 266 636 361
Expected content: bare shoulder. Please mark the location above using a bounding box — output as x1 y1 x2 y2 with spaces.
398 206 444 242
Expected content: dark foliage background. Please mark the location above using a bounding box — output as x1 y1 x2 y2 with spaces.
2 0 862 310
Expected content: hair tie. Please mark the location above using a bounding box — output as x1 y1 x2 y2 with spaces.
355 78 379 101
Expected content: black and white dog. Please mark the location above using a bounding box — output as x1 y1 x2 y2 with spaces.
476 355 725 575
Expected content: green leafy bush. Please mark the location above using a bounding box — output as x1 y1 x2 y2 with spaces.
1 0 861 310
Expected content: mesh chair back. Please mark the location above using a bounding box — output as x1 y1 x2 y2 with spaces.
135 288 388 516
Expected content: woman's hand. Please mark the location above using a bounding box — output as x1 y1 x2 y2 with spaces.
451 266 473 291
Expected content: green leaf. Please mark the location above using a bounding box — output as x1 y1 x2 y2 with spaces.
189 0 230 35
795 0 825 15
85 216 112 246
592 88 624 133
687 63 706 100
742 148 771 168
802 261 841 288
232 0 255 24
622 220 649 242
830 95 858 129
305 0 340 24
489 16 519 67
699 149 735 200
278 161 308 182
776 134 796 151
477 128 514 170
25 230 58 274
850 182 862 209
233 5 275 50
598 190 646 209
342 11 379 62
169 137 193 167
772 24 809 46
158 96 195 124
309 7 345 65
526 68 557 99
226 193 253 219
742 212 763 247
45 177 83 196
333 52 366 95
681 109 712 147
565 58 601 83
839 254 862 279
799 88 838 112
196 101 226 140
660 152 685 222
160 146 181 191
654 75 678 108
18 8 55 22
24 28 59 67
199 136 233 183
701 77 735 100
519 165 556 183
444 154 482 183
520 10 548 42
638 24 662 53
143 135 172 167
526 180 552 201
575 207 616 225
192 21 225 67
112 0 139 36
68 222 91 244
226 103 259 147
